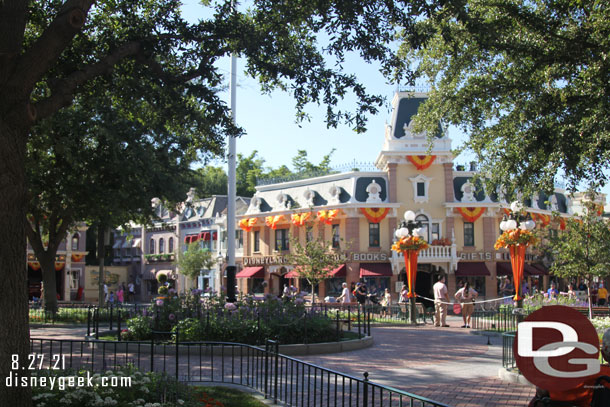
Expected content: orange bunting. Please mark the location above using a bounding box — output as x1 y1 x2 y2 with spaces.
239 218 258 232
54 262 65 271
28 262 41 271
456 207 485 223
291 212 311 227
533 213 550 226
265 215 284 230
558 217 566 230
71 254 85 262
360 208 390 223
317 210 339 225
406 155 436 171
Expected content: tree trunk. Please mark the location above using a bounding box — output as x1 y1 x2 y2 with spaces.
0 117 32 405
39 253 59 314
587 275 593 320
98 226 106 307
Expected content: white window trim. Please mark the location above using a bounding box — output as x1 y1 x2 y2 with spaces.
409 174 433 203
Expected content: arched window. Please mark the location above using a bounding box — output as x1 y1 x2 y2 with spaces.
168 237 174 253
149 238 155 254
415 214 430 242
71 233 80 251
159 238 165 254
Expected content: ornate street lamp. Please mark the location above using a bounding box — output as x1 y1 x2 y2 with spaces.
392 210 429 324
495 201 537 309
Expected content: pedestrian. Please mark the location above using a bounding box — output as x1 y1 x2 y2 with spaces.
108 291 115 304
117 284 124 303
354 282 368 306
336 282 352 304
567 284 577 300
103 282 108 303
598 283 608 306
547 282 558 299
128 281 135 303
433 275 450 327
380 288 391 317
398 284 408 303
454 281 477 328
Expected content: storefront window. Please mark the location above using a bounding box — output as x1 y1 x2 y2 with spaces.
457 276 486 296
464 222 475 246
368 223 380 247
363 277 390 297
332 224 340 248
299 278 319 296
254 230 260 252
326 278 344 297
275 229 289 251
251 278 265 294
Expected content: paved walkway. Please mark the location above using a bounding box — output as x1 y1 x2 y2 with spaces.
30 317 535 406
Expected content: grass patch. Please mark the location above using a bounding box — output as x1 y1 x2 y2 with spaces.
193 386 268 407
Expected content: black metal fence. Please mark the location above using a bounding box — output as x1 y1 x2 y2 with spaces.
87 304 373 344
29 337 450 407
29 302 142 325
501 332 517 370
471 307 529 332
308 303 432 325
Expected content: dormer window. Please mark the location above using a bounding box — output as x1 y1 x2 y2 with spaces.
409 174 433 203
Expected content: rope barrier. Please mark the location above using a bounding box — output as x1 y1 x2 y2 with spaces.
414 294 514 306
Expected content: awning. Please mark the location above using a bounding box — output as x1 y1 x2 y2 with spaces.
236 266 264 278
199 232 211 241
455 262 490 277
285 270 300 278
156 269 174 279
212 231 218 240
142 269 155 279
184 234 199 244
360 263 392 277
525 263 547 276
330 264 346 277
112 240 122 249
132 238 141 248
496 262 512 277
122 239 132 249
532 264 549 275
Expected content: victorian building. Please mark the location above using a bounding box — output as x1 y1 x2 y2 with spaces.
111 193 250 301
235 92 591 303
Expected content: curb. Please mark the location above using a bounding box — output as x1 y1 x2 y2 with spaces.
498 367 533 386
84 335 374 356
187 382 285 406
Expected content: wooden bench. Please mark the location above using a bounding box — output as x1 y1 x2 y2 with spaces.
572 306 610 318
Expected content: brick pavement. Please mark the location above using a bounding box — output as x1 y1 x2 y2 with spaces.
30 318 536 406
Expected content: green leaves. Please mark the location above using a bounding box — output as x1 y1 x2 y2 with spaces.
175 242 215 280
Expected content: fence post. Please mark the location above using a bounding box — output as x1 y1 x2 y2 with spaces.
150 338 154 373
117 310 121 342
175 327 179 379
109 303 113 330
348 306 351 331
303 312 308 344
367 307 371 336
357 306 361 338
336 310 340 341
363 371 369 407
95 308 99 340
87 306 91 337
264 340 270 399
274 340 279 403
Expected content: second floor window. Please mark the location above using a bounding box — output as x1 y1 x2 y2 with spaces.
149 238 155 254
332 224 340 248
168 237 174 253
417 182 426 197
253 230 260 252
71 233 79 251
235 229 243 249
275 229 289 251
159 238 165 254
464 222 475 246
369 223 380 247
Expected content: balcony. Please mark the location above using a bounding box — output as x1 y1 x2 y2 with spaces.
390 244 458 272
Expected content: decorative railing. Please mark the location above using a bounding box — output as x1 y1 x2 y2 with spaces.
28 337 451 407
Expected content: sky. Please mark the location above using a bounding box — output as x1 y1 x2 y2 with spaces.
180 0 609 205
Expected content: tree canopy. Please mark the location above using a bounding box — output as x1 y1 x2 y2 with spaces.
401 0 610 195
175 242 216 281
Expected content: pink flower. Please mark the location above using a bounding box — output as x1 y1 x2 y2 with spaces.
224 302 237 311
156 299 164 306
168 313 176 321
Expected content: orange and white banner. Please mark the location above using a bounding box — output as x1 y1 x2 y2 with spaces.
265 215 285 230
239 218 258 232
532 213 550 226
360 208 390 224
317 210 339 225
291 212 311 227
71 254 85 262
406 155 436 171
456 207 485 223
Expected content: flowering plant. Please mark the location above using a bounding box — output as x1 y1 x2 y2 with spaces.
391 235 429 252
494 229 537 249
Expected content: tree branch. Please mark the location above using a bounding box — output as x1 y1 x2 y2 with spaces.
32 40 142 121
12 0 96 97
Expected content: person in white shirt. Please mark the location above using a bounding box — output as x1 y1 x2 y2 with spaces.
127 282 135 303
336 282 352 304
433 275 450 327
454 281 478 328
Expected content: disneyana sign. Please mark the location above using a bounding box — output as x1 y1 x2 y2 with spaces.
243 252 389 266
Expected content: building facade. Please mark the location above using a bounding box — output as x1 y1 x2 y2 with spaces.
235 92 593 304
111 194 250 301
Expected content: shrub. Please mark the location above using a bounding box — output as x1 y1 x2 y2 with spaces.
126 315 152 341
158 273 168 284
158 286 169 295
